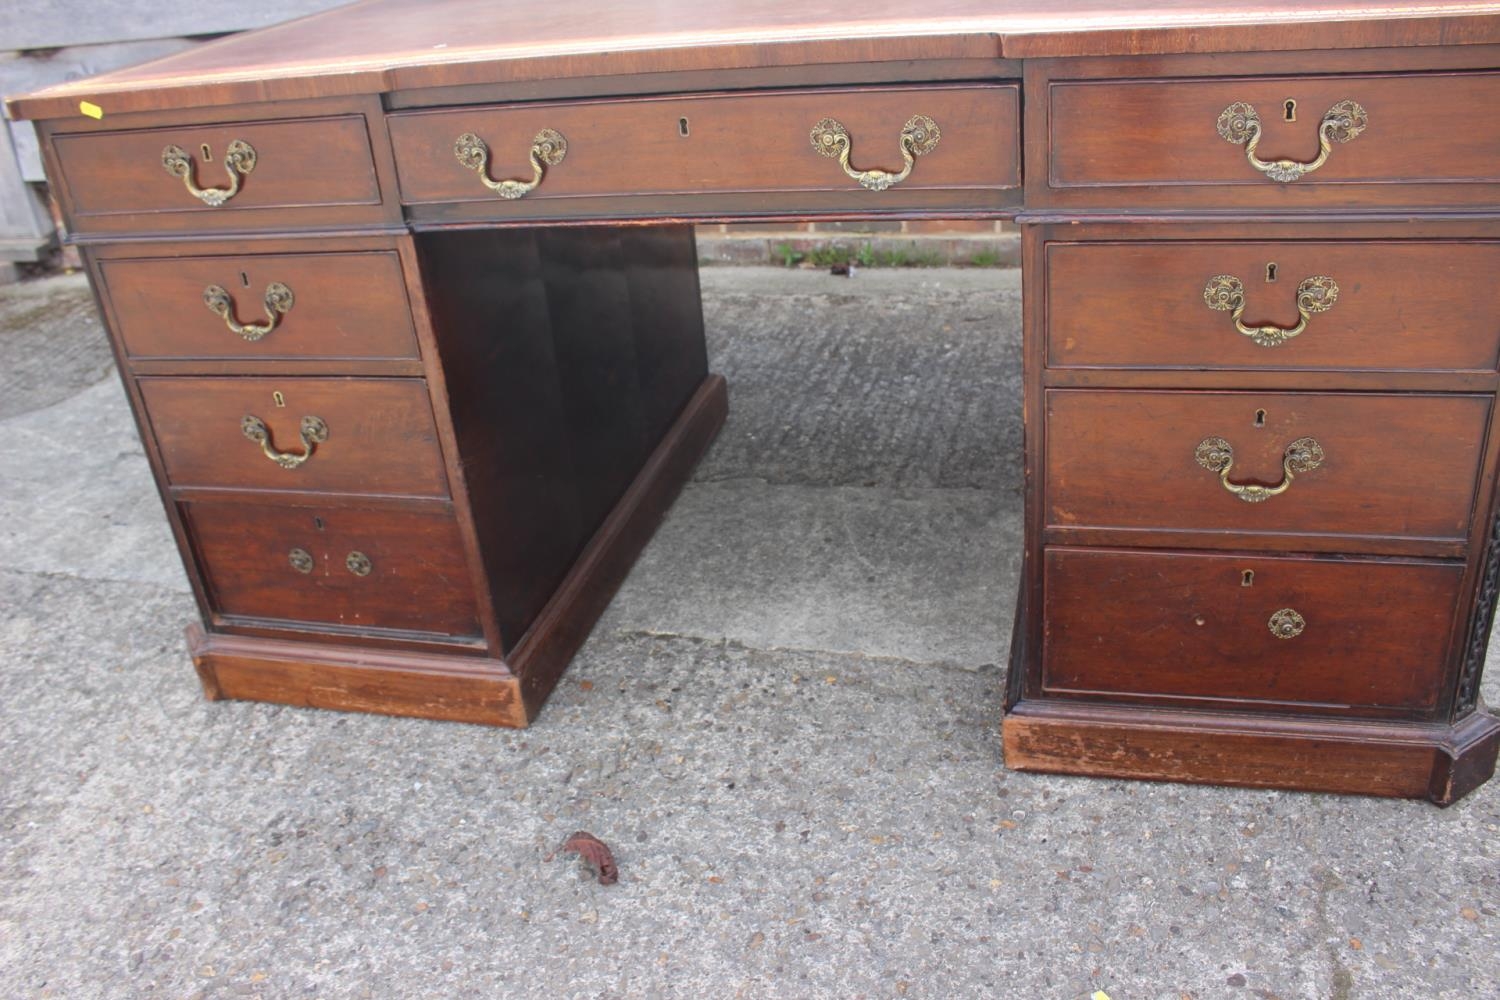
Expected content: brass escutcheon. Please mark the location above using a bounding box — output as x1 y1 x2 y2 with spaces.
454 128 566 199
1268 608 1306 639
809 114 940 191
1216 100 1367 182
203 282 294 341
241 414 328 469
1203 274 1338 347
345 551 372 577
161 139 256 206
1195 435 1324 503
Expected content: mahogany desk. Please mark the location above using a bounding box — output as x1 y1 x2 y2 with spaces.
11 0 1500 804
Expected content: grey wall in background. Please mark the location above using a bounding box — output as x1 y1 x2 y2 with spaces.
0 0 350 51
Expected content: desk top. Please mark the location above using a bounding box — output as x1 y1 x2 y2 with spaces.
9 0 1500 120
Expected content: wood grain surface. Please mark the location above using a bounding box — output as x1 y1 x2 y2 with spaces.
102 251 420 363
388 85 1018 206
1044 71 1500 210
139 376 449 498
1041 547 1461 713
1044 389 1491 546
186 500 482 638
51 114 383 230
1046 240 1500 372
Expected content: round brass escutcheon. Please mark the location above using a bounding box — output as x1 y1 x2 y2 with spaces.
288 548 313 574
1268 608 1306 639
346 551 372 577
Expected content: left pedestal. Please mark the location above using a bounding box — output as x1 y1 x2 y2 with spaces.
86 218 719 727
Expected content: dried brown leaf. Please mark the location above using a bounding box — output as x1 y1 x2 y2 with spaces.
562 831 618 885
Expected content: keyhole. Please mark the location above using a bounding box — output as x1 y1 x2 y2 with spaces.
1283 99 1297 122
200 143 213 161
313 516 325 531
1254 408 1267 427
273 390 286 408
678 117 690 138
1265 262 1278 282
1242 569 1255 587
240 271 251 288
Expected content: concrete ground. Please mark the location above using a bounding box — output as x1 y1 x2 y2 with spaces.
1 266 1497 1000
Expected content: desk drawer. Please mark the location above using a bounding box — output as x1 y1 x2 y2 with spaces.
1042 547 1461 713
1046 71 1500 209
102 251 421 363
52 114 385 234
388 85 1019 215
1044 390 1489 544
139 376 449 498
1046 240 1500 371
185 500 481 639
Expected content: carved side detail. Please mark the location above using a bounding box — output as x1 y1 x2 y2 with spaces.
1457 508 1500 715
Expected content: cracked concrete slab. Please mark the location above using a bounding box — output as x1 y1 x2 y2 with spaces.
2 267 1498 1000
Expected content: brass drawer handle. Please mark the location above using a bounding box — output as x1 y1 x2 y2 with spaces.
809 115 940 191
203 282 294 342
454 129 567 199
161 139 256 206
288 548 314 574
1216 100 1367 183
1195 436 1324 503
241 414 328 469
1268 608 1306 639
1203 274 1338 347
345 551 372 577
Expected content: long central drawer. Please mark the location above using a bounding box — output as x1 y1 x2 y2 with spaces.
387 85 1020 215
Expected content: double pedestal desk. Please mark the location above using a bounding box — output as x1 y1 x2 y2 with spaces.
11 0 1500 803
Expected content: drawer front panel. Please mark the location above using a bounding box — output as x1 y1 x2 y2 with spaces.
1046 241 1500 371
102 251 421 362
1047 72 1500 207
53 115 383 230
388 85 1019 208
139 377 449 497
1045 390 1490 543
185 501 481 638
1042 547 1461 712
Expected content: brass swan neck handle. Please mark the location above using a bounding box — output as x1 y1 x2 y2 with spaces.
1216 100 1367 183
810 115 940 191
241 414 328 469
454 129 567 199
204 282 294 341
161 140 257 206
1203 274 1338 347
1195 436 1324 503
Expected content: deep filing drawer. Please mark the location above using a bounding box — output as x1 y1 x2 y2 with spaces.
51 113 387 234
387 84 1020 216
1045 240 1500 372
138 376 449 498
101 251 422 363
184 500 482 640
1042 547 1462 714
1044 389 1490 545
1044 71 1500 209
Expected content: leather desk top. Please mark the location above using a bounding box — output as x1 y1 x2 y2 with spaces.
9 0 1500 120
